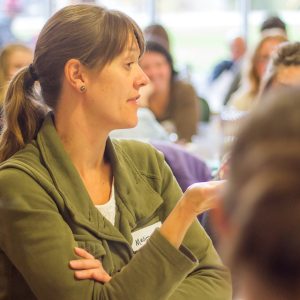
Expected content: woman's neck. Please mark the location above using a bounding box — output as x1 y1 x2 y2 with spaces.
55 110 113 205
55 114 107 170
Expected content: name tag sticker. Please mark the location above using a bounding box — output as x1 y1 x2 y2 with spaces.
131 221 162 252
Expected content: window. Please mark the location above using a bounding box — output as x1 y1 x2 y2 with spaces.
1 0 299 79
0 0 50 47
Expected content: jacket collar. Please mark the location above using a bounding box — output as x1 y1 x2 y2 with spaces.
37 113 163 244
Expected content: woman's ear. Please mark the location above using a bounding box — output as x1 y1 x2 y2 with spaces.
64 59 88 93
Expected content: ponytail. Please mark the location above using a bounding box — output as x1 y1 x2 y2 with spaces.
0 66 47 162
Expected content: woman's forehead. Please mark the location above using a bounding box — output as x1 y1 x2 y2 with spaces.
123 37 140 56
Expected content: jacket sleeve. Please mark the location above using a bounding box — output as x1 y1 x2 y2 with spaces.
154 150 232 300
0 167 208 300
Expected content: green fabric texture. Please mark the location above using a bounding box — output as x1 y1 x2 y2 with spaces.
0 114 231 300
199 97 211 123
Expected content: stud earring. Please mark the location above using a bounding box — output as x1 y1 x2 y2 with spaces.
80 85 86 93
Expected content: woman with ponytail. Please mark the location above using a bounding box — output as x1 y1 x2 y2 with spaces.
0 4 230 300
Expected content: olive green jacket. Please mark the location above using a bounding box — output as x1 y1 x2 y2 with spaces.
0 114 231 300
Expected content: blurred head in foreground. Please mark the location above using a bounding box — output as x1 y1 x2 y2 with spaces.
215 87 300 300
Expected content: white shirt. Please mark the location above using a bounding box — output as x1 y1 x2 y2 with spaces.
95 182 116 225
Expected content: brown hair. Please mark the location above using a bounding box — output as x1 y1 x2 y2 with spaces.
224 88 300 297
144 24 170 51
145 40 177 79
0 4 144 162
260 15 287 34
0 43 32 103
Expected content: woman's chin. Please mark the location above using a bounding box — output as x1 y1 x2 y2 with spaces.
120 118 138 130
127 121 138 129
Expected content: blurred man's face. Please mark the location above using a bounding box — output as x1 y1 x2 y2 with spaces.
230 37 246 61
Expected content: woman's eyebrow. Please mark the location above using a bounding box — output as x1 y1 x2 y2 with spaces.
124 48 140 59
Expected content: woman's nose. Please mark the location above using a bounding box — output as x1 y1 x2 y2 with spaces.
135 67 150 88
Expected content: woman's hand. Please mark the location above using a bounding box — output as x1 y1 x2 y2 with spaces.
182 180 225 215
160 180 225 249
69 247 111 283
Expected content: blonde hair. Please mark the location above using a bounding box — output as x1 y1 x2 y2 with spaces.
233 31 287 103
0 4 145 162
0 43 32 103
259 41 300 98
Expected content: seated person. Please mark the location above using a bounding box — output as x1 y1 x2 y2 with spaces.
259 41 300 96
0 4 231 300
143 23 170 52
260 15 288 36
209 35 246 83
140 41 200 143
227 30 287 111
0 43 33 103
221 41 300 178
206 34 246 109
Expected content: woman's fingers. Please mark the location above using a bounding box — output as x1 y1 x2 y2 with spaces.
74 247 95 259
70 247 99 270
183 181 226 215
69 257 102 270
74 269 112 283
70 247 112 283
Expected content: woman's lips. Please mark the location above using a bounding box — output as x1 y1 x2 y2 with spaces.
127 95 140 103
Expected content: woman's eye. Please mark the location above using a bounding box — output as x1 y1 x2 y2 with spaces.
126 62 134 68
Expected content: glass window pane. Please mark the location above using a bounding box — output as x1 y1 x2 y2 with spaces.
0 0 50 47
144 0 300 111
151 0 242 98
95 0 151 27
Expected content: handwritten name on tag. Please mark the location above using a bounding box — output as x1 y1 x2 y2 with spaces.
131 221 162 252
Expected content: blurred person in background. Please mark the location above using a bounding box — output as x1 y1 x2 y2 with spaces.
144 23 171 52
260 15 287 37
209 35 246 84
214 87 300 300
140 41 200 143
144 23 196 86
0 43 33 104
205 41 300 251
259 41 300 97
226 30 287 111
220 41 300 176
208 34 247 108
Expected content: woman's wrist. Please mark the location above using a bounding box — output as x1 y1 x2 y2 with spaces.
159 196 197 249
159 181 225 249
